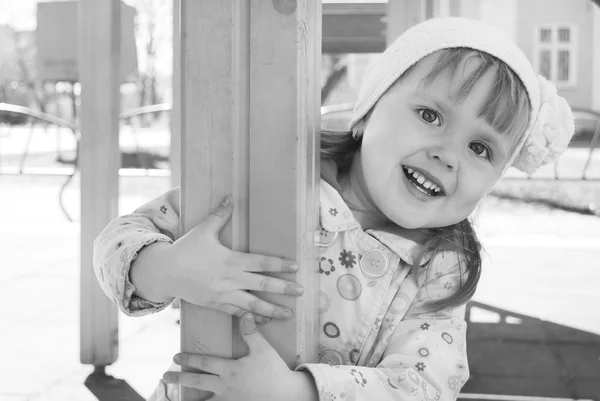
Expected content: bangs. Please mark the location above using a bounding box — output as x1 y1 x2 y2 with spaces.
421 48 531 136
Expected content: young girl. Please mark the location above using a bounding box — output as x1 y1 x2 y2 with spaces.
93 17 574 401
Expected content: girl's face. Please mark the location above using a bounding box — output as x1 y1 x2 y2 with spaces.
356 50 524 229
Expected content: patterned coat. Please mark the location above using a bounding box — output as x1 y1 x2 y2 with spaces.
93 177 470 401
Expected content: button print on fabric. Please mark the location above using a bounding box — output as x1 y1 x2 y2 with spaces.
319 256 336 275
320 349 344 366
389 292 411 315
349 369 367 387
441 332 453 344
359 249 389 278
317 229 338 247
349 348 360 364
318 290 331 313
337 274 362 300
448 363 469 397
323 382 357 401
338 249 357 269
420 381 442 401
387 368 421 390
323 322 341 338
343 341 362 364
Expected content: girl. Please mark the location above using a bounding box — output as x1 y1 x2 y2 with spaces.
93 17 574 401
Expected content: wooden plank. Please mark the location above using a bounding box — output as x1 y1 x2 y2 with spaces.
179 2 239 399
37 1 137 82
170 0 180 189
78 0 120 366
467 342 564 377
468 322 600 344
178 1 320 400
322 2 386 53
462 376 576 399
248 0 321 366
459 394 596 401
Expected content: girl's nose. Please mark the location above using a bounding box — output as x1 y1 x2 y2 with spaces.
427 147 459 172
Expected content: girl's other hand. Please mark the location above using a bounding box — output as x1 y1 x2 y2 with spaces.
163 313 318 401
165 195 303 321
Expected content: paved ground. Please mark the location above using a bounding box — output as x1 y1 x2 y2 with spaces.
1 126 599 400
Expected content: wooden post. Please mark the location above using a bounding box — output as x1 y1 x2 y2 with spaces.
79 0 120 366
178 1 321 400
386 0 425 45
170 0 181 189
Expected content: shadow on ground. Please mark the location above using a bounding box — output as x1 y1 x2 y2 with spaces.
85 368 145 401
463 302 600 399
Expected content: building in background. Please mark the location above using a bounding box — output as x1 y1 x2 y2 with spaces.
336 0 600 111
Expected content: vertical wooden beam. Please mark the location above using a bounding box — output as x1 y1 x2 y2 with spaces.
179 1 320 400
178 1 248 400
170 0 181 188
79 0 120 366
248 0 321 365
386 0 425 45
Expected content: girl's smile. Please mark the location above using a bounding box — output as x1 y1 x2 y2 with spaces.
347 50 526 230
401 165 446 198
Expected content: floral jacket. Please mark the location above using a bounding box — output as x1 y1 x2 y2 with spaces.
93 172 470 401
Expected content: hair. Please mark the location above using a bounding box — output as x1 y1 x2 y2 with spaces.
321 48 532 312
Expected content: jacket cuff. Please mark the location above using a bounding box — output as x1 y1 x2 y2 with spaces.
118 234 174 316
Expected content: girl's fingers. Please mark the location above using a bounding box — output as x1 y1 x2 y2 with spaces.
229 292 292 320
218 303 246 318
236 252 298 273
241 272 304 296
174 353 231 376
203 195 234 235
163 371 222 393
218 304 271 324
240 313 269 352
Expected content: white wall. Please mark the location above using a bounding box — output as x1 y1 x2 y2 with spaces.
479 0 518 42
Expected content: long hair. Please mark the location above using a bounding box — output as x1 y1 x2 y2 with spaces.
321 48 531 312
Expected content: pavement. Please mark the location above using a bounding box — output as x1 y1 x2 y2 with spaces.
1 126 600 400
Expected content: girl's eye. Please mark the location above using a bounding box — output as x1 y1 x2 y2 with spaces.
418 108 441 126
469 142 492 160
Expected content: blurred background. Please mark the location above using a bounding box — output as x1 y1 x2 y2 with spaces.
0 0 599 400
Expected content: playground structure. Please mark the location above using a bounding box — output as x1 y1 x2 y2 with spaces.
16 0 593 399
76 3 439 401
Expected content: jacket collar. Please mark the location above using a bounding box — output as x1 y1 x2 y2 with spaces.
320 161 432 266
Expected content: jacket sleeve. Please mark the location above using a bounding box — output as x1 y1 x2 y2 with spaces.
92 187 182 316
298 255 470 401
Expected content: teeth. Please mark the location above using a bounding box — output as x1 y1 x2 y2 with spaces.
405 167 443 193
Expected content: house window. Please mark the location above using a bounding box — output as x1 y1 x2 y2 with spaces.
534 25 577 87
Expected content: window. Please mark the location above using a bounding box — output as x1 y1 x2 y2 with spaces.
533 25 577 87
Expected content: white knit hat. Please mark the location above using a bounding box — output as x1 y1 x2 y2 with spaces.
349 17 574 175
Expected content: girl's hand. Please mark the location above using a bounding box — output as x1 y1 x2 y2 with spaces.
165 196 303 322
163 313 318 401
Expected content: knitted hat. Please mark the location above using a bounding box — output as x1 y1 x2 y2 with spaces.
349 17 574 175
